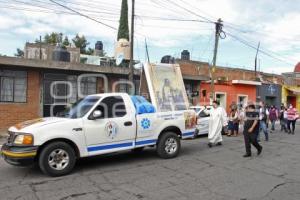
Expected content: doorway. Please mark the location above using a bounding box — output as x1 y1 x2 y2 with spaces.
215 92 227 109
237 95 248 109
287 96 296 107
266 96 276 107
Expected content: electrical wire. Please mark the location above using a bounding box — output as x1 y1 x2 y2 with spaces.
226 32 294 66
163 0 214 23
135 15 212 23
49 0 117 30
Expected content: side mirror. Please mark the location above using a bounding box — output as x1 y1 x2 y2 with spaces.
90 110 102 120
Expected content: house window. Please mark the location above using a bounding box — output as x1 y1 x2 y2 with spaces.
80 77 97 96
0 70 27 103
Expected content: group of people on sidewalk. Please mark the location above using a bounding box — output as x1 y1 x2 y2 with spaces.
203 100 299 157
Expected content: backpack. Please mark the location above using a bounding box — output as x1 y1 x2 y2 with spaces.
261 108 267 121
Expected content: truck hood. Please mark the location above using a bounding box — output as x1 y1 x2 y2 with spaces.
9 117 70 133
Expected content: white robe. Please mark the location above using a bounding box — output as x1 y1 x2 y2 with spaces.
206 106 227 144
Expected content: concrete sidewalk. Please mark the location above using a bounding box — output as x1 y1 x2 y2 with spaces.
0 131 8 145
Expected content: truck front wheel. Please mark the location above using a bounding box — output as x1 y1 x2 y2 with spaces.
38 142 76 177
157 132 181 159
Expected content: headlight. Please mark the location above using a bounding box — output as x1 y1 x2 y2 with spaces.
14 134 34 145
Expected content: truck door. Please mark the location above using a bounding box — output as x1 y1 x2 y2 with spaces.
197 110 210 135
84 95 136 155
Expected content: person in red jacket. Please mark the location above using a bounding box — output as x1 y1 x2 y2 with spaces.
287 104 299 134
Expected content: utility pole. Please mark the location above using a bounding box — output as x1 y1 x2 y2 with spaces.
210 18 223 103
39 35 42 60
129 0 135 92
254 42 260 79
145 38 150 63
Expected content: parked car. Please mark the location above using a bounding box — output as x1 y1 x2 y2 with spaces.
190 106 212 135
1 93 196 176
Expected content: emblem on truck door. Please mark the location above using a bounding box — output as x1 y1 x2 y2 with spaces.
105 121 118 139
141 118 151 130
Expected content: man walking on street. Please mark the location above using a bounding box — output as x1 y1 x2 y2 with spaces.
205 100 228 148
243 102 263 158
258 101 269 141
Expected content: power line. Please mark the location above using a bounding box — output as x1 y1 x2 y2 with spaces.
177 0 217 21
49 0 117 30
163 0 214 23
226 32 294 66
149 0 192 18
135 15 213 23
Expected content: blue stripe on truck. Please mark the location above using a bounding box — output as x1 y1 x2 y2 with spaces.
182 131 194 137
87 132 194 152
135 139 157 146
87 142 133 152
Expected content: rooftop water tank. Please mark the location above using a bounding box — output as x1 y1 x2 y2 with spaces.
181 50 190 60
52 45 70 62
95 41 103 50
161 55 175 64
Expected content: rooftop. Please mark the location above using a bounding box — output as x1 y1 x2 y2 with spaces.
0 56 140 75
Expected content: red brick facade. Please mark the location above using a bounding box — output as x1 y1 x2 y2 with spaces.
0 71 40 133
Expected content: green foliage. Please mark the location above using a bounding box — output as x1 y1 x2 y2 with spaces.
72 34 90 54
62 36 70 47
86 47 94 55
117 0 129 41
39 32 63 45
34 33 98 55
14 48 24 57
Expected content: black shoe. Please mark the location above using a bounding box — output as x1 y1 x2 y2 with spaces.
243 154 251 158
216 142 222 146
257 146 263 156
208 143 213 148
292 131 295 135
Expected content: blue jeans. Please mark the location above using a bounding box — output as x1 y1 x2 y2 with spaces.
258 121 269 141
270 120 276 131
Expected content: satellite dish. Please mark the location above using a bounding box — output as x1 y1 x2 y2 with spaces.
116 52 124 66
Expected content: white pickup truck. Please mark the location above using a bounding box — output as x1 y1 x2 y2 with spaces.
1 93 196 176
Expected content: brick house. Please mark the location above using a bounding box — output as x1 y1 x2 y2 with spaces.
0 56 139 133
178 60 283 111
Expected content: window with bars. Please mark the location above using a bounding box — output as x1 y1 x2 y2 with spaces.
0 70 27 103
80 77 97 97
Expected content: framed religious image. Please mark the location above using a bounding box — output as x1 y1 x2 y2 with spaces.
143 63 189 112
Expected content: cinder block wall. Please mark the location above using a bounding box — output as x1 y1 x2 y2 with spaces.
0 71 40 134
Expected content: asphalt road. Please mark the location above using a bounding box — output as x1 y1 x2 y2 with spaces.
0 125 300 200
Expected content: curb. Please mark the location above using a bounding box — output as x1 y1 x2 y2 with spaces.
0 134 8 139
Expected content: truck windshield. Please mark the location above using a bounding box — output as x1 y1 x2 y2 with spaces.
66 96 100 119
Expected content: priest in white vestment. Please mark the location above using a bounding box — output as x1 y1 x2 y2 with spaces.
205 100 228 147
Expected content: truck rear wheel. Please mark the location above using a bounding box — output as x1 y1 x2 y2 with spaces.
38 142 76 177
156 132 181 159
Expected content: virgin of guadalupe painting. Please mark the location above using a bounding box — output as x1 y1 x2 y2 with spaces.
143 63 189 112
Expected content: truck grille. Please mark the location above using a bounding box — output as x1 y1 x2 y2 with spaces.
7 132 15 144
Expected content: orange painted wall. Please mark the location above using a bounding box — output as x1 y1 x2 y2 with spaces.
199 82 257 113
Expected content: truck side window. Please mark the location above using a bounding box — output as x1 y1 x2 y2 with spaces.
96 96 127 118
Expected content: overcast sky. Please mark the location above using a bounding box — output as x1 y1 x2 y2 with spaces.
0 0 299 74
